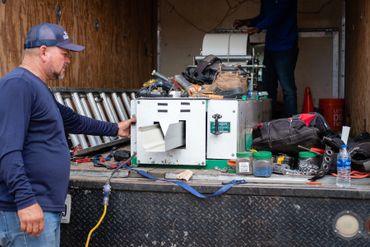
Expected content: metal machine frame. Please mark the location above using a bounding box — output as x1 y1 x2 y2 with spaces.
131 97 270 166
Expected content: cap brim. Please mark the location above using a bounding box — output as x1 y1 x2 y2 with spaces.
57 43 85 52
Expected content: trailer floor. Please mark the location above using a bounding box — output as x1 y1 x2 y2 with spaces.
61 160 370 247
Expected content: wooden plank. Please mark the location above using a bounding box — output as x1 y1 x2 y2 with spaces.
0 0 157 89
346 0 370 135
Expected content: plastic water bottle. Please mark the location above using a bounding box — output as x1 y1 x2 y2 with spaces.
336 144 351 188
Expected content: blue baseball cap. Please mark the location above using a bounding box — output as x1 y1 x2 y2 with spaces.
24 23 85 52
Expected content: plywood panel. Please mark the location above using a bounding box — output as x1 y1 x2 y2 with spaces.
346 0 370 134
0 0 157 89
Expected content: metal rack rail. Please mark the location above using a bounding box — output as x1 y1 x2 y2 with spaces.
52 88 136 150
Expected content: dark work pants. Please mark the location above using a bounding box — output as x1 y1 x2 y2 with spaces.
262 47 299 118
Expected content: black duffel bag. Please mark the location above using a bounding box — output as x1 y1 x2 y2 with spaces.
252 113 330 155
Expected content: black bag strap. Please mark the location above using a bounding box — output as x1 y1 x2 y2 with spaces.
196 55 220 75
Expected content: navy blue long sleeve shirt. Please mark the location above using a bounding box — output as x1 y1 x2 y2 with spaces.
0 67 118 212
251 0 298 51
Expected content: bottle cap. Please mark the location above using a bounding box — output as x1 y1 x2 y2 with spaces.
253 151 272 160
237 151 253 157
299 151 317 158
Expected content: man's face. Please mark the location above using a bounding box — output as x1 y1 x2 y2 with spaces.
44 46 71 80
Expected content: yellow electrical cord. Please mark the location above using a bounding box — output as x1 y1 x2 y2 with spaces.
84 154 135 246
85 204 108 247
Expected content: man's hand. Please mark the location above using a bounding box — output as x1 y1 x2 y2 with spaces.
117 117 136 137
246 27 260 35
17 203 44 236
233 18 252 29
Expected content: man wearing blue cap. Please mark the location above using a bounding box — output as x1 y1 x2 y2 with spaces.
234 0 298 118
0 23 135 246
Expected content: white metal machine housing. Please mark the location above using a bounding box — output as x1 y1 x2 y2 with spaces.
131 98 270 166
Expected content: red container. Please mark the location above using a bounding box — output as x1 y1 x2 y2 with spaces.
319 98 344 132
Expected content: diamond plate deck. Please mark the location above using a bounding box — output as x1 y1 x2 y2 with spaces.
61 179 370 247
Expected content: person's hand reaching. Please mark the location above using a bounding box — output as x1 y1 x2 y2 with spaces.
117 117 136 137
233 19 252 29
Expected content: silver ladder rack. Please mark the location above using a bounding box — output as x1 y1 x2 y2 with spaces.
53 88 136 153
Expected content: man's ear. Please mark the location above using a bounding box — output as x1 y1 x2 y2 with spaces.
39 45 48 62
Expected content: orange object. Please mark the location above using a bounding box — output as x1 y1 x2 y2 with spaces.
227 160 236 167
302 87 314 113
298 145 325 155
73 157 92 163
331 171 370 179
319 98 344 132
304 181 321 185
